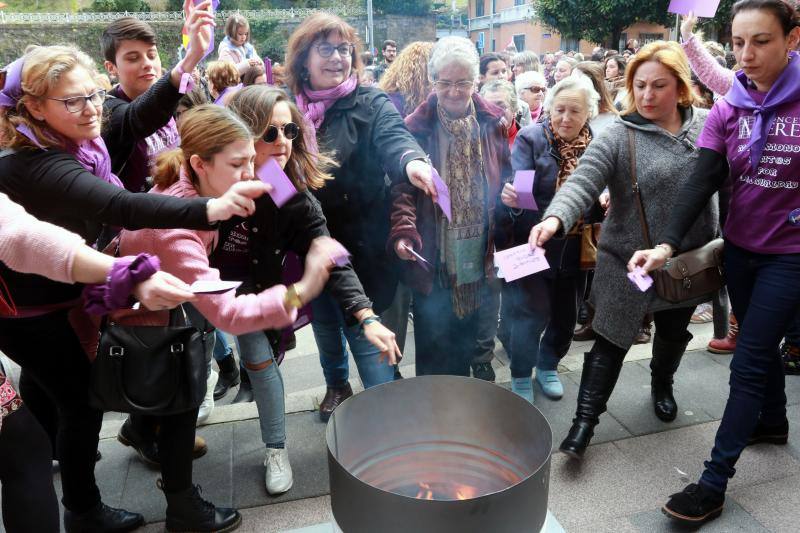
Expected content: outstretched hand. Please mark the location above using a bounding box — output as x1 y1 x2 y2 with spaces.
680 11 698 42
628 247 671 274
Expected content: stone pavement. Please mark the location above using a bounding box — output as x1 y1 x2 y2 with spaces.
3 320 800 532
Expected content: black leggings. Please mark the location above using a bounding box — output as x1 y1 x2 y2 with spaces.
0 405 60 532
592 306 695 359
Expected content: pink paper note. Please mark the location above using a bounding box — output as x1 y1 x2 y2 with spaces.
329 241 351 267
430 167 452 222
190 280 242 294
668 0 721 18
512 170 538 211
627 267 654 292
494 244 550 282
257 158 297 208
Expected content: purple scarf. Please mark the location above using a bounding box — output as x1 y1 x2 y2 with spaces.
724 52 800 172
295 75 359 153
214 83 243 106
1 56 123 188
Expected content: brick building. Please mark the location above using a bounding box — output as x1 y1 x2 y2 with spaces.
468 0 673 56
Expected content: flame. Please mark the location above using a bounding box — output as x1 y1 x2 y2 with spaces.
414 482 478 501
415 482 434 500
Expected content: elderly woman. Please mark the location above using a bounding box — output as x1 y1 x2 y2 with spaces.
284 13 434 421
497 76 599 403
515 70 547 123
218 13 262 76
389 37 511 377
480 79 520 147
511 50 542 78
529 41 717 459
553 57 577 84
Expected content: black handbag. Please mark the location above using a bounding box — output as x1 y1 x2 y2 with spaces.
627 129 725 303
89 306 210 416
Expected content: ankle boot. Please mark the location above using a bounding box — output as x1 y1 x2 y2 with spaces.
232 369 253 404
650 332 692 422
213 354 240 401
559 350 624 459
164 484 241 533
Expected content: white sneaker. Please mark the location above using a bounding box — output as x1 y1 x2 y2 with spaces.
196 369 218 426
264 447 293 495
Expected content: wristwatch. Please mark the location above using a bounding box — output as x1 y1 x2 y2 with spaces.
284 284 303 309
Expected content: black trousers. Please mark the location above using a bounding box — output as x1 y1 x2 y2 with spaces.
0 310 102 513
0 405 60 532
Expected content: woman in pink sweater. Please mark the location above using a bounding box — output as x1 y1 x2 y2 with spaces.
116 103 338 533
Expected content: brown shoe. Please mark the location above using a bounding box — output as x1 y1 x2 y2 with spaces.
708 315 738 354
573 322 596 342
634 325 652 345
319 383 353 422
192 436 208 459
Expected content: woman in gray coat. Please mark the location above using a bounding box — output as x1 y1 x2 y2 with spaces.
529 41 718 459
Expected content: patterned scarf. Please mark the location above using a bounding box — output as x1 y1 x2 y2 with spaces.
435 100 487 318
550 123 592 191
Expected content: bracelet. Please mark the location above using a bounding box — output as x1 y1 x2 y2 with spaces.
83 254 161 315
284 284 303 309
360 315 381 327
175 62 195 95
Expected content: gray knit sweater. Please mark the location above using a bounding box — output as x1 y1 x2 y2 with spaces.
543 107 718 349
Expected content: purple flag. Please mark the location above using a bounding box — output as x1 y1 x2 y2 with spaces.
668 0 720 18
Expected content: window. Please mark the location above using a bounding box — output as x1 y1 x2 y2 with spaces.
618 32 628 51
476 0 484 17
640 33 665 45
513 34 525 51
563 37 580 52
477 32 485 54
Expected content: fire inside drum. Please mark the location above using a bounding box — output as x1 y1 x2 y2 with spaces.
326 376 553 533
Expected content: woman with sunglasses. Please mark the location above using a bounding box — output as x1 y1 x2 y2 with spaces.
0 45 267 532
224 85 400 495
285 13 434 421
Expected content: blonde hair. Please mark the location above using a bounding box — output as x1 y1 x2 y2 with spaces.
0 45 102 150
206 61 240 95
621 40 696 115
227 85 335 191
153 104 252 189
377 41 434 115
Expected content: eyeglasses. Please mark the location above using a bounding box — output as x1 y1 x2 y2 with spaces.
263 122 300 143
315 42 354 59
524 86 546 94
433 80 474 92
47 90 106 113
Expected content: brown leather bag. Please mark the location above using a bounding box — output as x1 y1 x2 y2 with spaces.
580 223 602 270
627 129 724 303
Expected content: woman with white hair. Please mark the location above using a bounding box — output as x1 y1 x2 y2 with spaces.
390 36 511 377
515 70 548 123
511 50 542 77
480 79 520 147
497 76 599 404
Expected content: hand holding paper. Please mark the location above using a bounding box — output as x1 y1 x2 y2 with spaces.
257 158 298 208
401 243 431 271
430 167 452 222
494 244 550 282
627 267 653 292
512 171 538 211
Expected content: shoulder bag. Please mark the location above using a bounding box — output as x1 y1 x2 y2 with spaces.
627 129 724 303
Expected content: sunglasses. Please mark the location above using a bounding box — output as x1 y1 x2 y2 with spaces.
524 86 546 94
263 122 300 143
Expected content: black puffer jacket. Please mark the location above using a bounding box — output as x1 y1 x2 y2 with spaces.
305 85 426 313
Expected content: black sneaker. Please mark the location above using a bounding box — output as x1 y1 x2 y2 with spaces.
662 483 724 526
471 362 496 382
748 418 789 446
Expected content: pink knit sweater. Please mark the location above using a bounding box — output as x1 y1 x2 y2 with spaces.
682 35 734 96
0 192 84 284
116 174 297 333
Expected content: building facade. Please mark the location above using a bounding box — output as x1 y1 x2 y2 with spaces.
468 0 673 56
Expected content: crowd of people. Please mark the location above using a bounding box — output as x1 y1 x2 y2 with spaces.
0 0 798 530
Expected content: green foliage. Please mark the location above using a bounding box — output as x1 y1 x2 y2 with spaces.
535 0 672 47
84 0 151 11
4 0 87 11
374 0 432 16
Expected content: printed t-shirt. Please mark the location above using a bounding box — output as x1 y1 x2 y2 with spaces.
697 91 800 254
209 221 251 282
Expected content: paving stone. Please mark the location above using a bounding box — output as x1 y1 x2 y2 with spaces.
730 474 800 533
627 497 770 532
241 495 332 533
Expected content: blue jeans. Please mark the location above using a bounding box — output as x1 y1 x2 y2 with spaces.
700 242 800 493
311 290 395 389
235 331 285 447
212 330 233 362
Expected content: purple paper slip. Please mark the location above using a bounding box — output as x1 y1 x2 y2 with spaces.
512 170 538 211
430 167 452 222
257 158 298 207
329 241 351 267
627 267 654 292
401 243 431 271
668 0 721 18
494 244 550 282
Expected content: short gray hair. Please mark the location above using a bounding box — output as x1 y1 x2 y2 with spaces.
511 50 541 73
480 79 518 115
428 36 479 82
514 71 546 94
543 75 600 120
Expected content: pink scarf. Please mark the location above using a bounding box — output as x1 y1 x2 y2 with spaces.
295 75 359 153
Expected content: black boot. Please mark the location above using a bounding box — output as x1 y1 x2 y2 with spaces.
231 369 253 404
164 484 241 533
213 354 241 401
64 502 144 533
650 332 692 422
559 350 624 460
